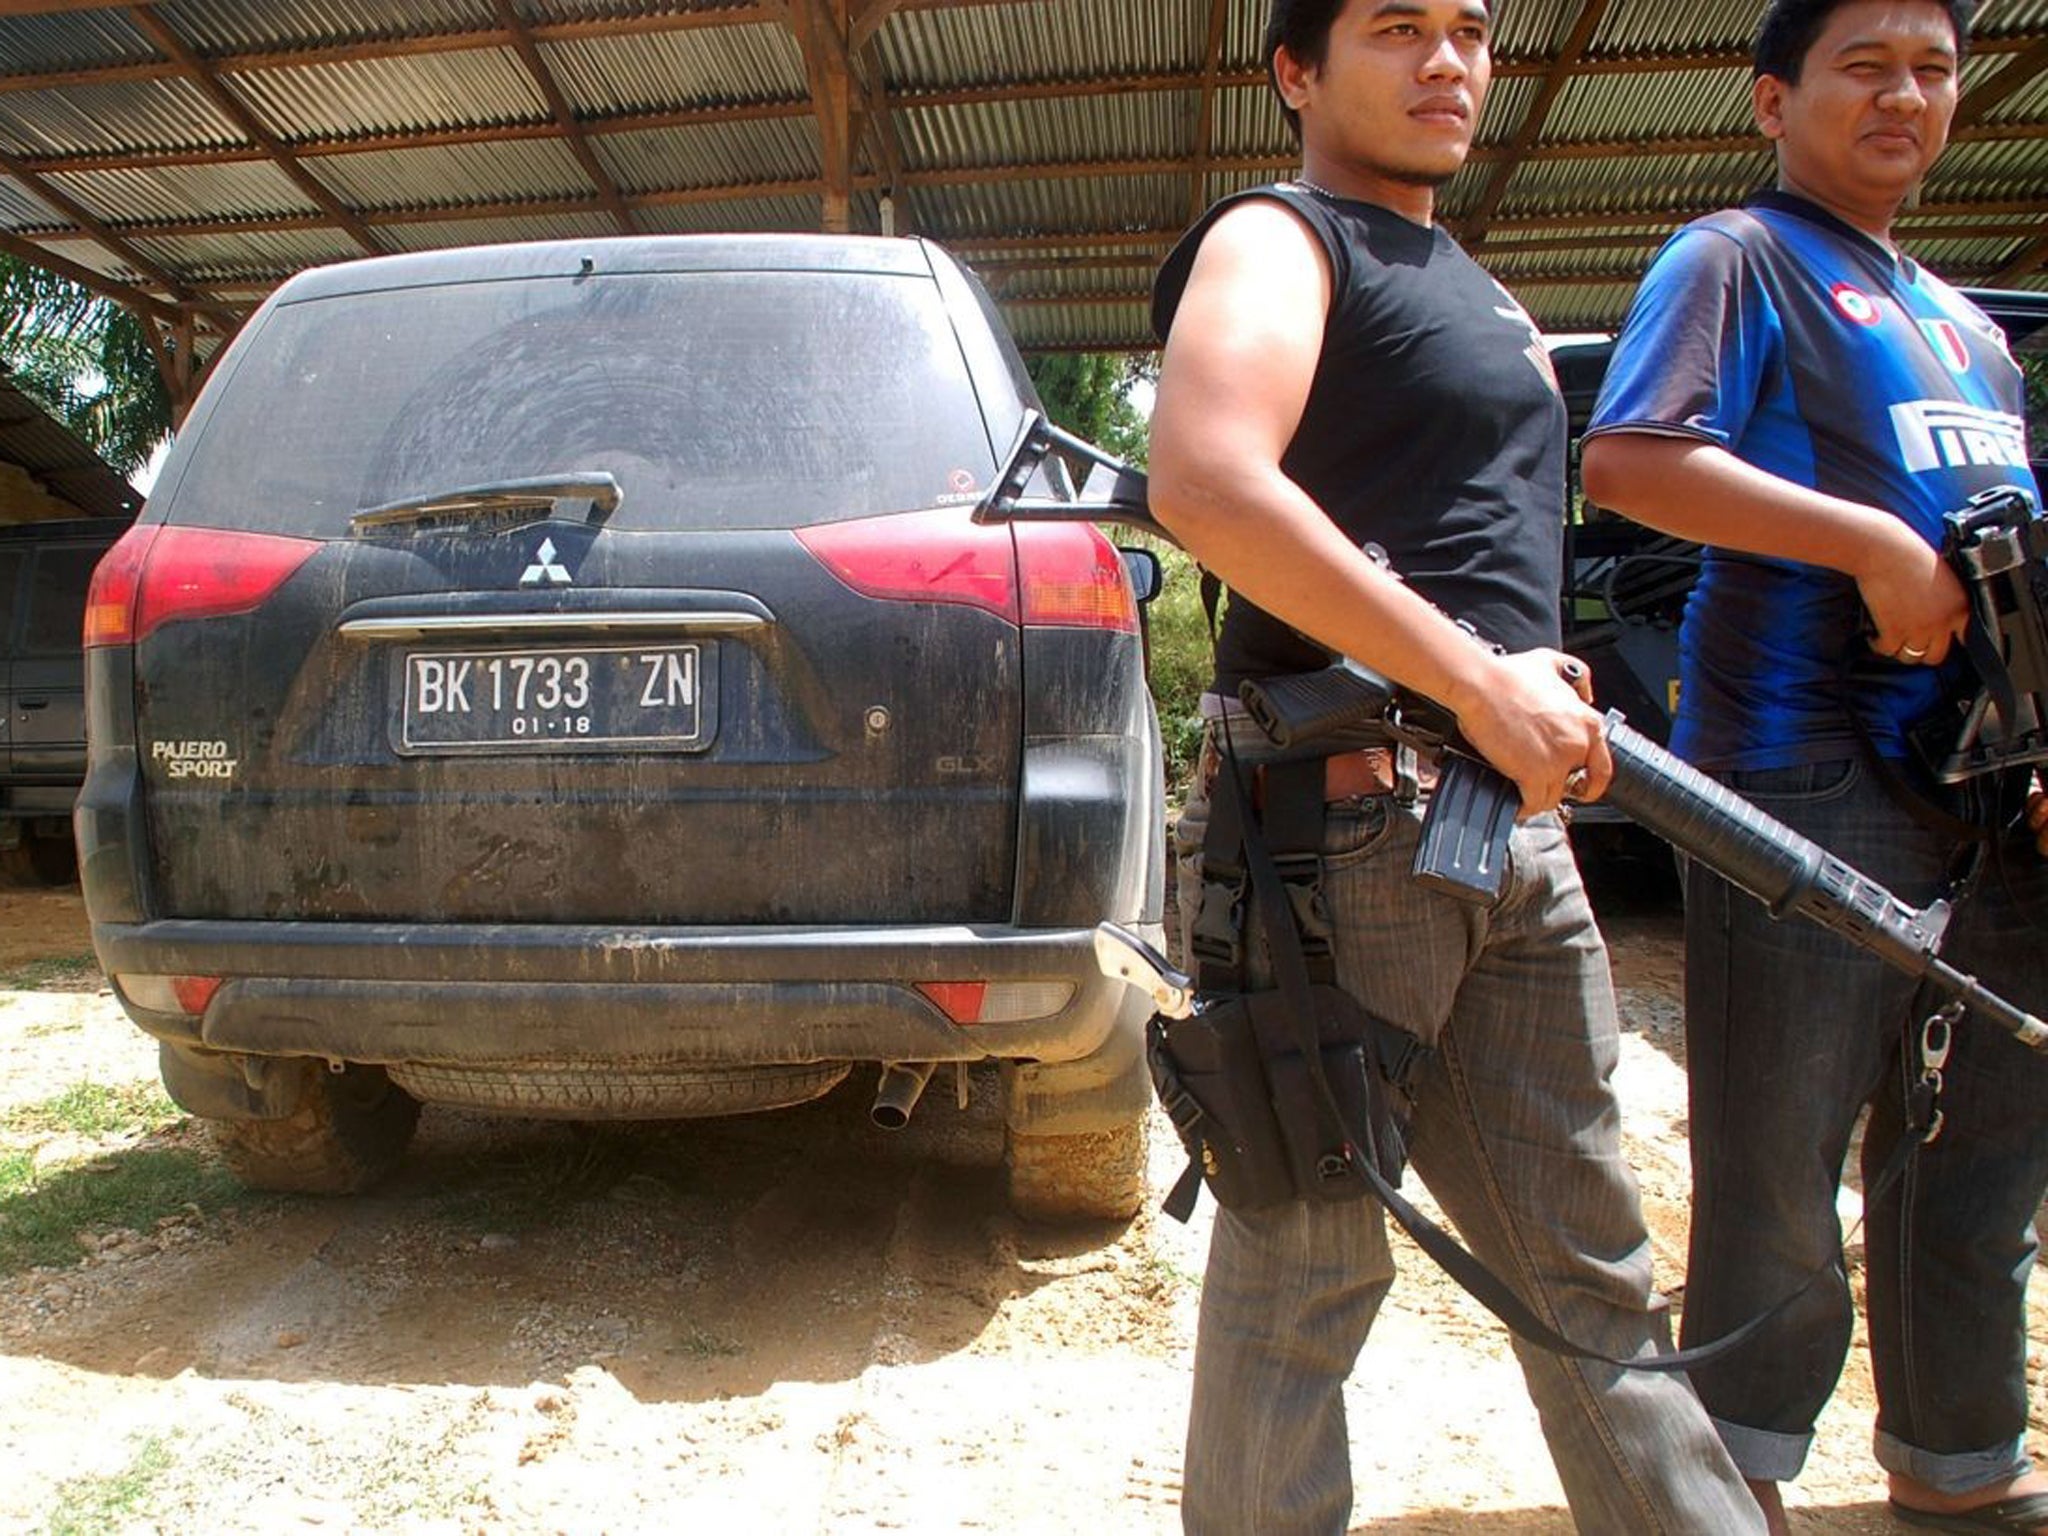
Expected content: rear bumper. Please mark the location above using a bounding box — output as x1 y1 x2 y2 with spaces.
92 918 1157 1070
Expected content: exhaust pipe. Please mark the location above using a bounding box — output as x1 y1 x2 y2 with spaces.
871 1061 937 1130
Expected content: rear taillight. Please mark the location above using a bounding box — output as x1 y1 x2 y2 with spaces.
84 524 321 648
115 973 225 1017
82 524 160 648
797 511 1139 634
915 980 1075 1024
797 508 1019 622
1016 522 1140 633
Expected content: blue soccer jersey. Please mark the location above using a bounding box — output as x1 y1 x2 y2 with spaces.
1586 189 2040 771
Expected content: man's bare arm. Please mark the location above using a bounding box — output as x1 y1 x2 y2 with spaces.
1147 200 1609 812
1580 430 1967 664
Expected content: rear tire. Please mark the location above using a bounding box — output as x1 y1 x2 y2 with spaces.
211 1062 420 1194
1004 1115 1147 1223
386 1060 849 1119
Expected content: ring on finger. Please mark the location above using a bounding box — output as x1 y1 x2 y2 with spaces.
1900 643 1929 661
1563 766 1590 799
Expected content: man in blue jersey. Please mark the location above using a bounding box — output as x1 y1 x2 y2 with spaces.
1582 3 2048 1533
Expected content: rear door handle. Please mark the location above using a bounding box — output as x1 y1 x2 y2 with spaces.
17 698 49 710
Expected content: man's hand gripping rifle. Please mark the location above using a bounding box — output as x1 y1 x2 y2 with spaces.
1237 654 2048 1054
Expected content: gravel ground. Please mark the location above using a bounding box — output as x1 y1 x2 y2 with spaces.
0 866 2040 1534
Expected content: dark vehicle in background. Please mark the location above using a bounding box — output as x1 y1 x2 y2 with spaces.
78 235 1164 1222
1554 287 2048 791
1 517 127 882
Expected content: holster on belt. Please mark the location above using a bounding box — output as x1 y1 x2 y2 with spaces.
1150 742 1429 1222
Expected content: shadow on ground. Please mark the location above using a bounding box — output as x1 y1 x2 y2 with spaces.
1 1074 1130 1402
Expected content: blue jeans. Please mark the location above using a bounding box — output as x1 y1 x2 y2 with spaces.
1681 757 2048 1495
1174 733 1760 1535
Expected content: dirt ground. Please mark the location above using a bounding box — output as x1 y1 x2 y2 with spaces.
0 863 2041 1535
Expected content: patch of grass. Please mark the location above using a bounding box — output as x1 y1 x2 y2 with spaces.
678 1324 743 1359
0 1146 244 1275
435 1127 639 1233
42 1434 173 1536
1135 539 1213 793
0 953 103 993
2 1081 179 1139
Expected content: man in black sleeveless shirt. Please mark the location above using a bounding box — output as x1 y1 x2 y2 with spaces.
1148 4 1760 1532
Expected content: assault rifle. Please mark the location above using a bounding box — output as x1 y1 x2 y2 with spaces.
1239 660 2048 1053
1922 485 2048 782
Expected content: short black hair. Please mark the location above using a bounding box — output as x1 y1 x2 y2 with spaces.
1753 0 1974 81
1265 0 1350 141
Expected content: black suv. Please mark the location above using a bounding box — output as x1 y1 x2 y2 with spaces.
2 516 128 882
79 235 1164 1221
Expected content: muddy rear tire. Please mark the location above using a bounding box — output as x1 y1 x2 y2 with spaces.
212 1062 420 1194
1004 1115 1147 1224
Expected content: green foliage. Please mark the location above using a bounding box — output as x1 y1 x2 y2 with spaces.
1 1081 179 1139
43 1435 175 1536
1025 352 1154 467
0 1145 241 1274
0 953 105 992
0 256 171 476
1136 538 1214 790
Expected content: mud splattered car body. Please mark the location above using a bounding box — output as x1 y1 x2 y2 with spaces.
78 235 1163 1220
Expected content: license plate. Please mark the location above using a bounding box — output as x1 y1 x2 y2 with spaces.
398 643 716 754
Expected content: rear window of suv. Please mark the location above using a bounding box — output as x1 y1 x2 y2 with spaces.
158 269 1001 536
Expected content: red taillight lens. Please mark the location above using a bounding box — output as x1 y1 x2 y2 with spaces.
796 511 1139 634
797 508 1020 623
1016 522 1140 634
113 972 225 1016
916 981 989 1023
171 975 226 1015
85 524 321 648
82 523 160 648
915 980 1075 1024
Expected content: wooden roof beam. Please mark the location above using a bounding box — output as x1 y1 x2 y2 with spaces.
780 0 856 232
851 0 911 50
20 113 2037 183
1992 230 2048 284
122 5 380 256
11 101 820 176
1461 0 1610 246
490 0 634 235
1186 0 1233 225
0 142 235 324
1956 34 2048 127
781 0 917 234
0 31 2031 101
17 165 2042 250
0 223 182 325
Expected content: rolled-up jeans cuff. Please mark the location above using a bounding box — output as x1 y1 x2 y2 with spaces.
1713 1417 1812 1484
1874 1428 2032 1496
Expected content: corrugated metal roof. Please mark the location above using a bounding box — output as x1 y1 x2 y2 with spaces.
0 373 142 519
0 0 2034 353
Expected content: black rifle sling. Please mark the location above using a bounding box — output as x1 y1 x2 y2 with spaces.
1224 742 1918 1375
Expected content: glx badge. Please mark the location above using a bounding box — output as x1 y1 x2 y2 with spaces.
521 537 573 587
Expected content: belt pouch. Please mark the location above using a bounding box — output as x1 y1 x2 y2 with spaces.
1147 982 1415 1213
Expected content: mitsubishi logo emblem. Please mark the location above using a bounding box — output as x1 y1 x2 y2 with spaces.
520 537 573 587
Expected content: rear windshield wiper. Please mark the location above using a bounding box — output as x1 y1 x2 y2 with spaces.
350 472 621 532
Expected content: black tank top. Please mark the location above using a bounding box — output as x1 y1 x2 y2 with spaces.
1153 185 1568 692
